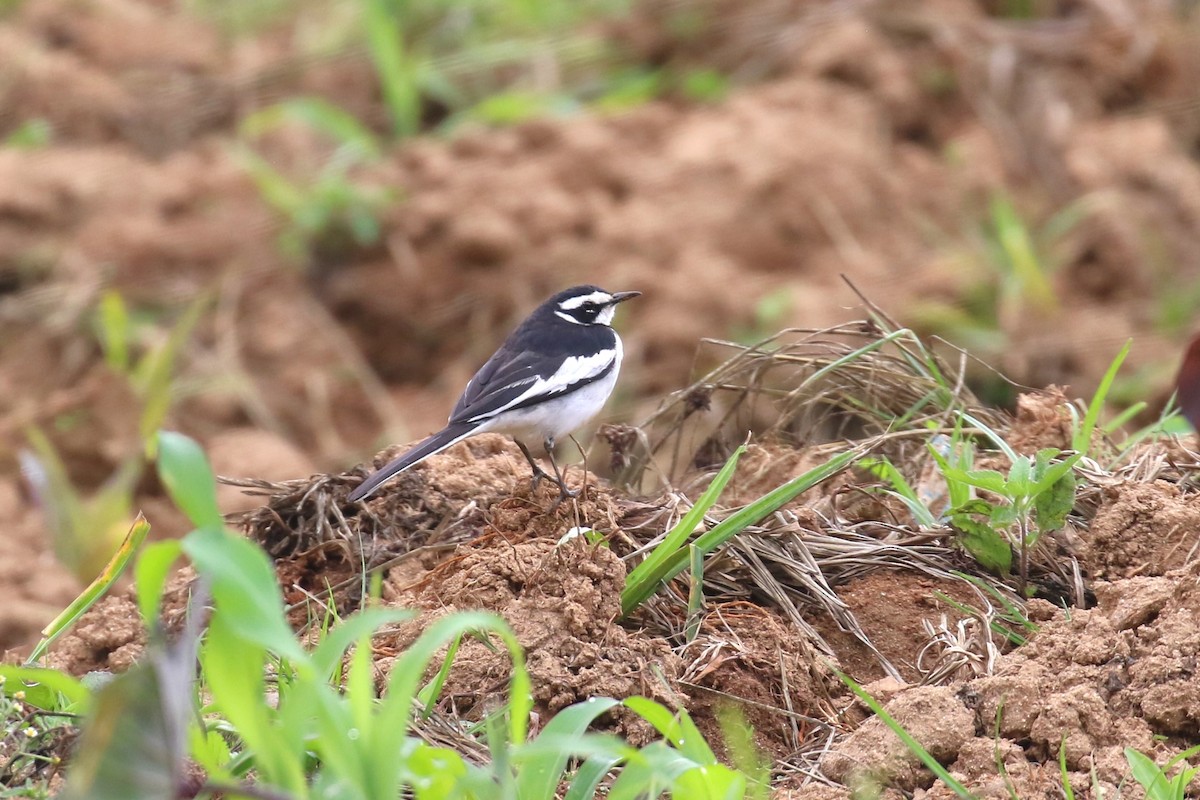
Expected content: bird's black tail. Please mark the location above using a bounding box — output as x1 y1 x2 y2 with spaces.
348 423 478 502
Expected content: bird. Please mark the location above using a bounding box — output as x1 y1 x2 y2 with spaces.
348 285 640 504
1176 332 1200 431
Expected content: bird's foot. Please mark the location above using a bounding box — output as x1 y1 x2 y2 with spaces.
547 479 581 513
528 465 553 493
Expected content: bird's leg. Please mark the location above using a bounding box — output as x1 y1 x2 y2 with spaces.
516 440 553 491
543 436 580 511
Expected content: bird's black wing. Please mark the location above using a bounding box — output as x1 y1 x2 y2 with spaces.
449 344 617 425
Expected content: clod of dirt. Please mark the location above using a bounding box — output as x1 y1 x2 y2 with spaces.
1006 388 1075 455
822 685 974 792
885 559 1200 795
377 535 681 743
46 593 146 675
1082 480 1200 579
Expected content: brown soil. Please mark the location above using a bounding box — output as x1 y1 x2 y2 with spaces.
4 0 1200 796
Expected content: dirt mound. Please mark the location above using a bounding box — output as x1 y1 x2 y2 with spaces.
824 561 1200 797
380 536 680 742
1082 480 1200 580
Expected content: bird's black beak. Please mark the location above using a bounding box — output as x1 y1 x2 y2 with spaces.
611 291 641 304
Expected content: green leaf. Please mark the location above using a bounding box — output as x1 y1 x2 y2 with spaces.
1125 748 1172 800
137 296 209 453
183 527 307 664
621 445 746 616
516 697 621 800
373 612 530 800
565 753 627 800
1034 469 1076 535
673 763 746 799
0 666 90 714
241 97 380 159
156 431 223 531
1076 340 1130 453
944 467 1008 496
624 446 864 617
685 545 705 644
96 290 131 373
28 514 152 664
950 515 1012 574
201 612 307 793
309 607 417 678
835 670 976 799
1006 456 1032 496
60 663 180 800
623 697 715 764
135 540 183 627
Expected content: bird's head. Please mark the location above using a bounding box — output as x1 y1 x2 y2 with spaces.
549 285 641 327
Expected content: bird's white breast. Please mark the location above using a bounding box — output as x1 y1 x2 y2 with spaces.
478 336 623 443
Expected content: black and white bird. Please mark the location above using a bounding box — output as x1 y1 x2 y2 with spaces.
348 285 640 504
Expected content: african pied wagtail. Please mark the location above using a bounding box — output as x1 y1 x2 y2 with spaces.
348 285 640 504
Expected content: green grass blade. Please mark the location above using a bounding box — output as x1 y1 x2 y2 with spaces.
835 669 976 799
1059 737 1075 800
621 445 746 617
1074 339 1131 452
647 446 865 605
373 612 530 798
959 412 1018 461
26 515 151 665
565 753 627 800
685 545 705 643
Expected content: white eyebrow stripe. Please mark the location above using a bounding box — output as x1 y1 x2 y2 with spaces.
468 347 618 422
558 291 613 310
555 310 586 324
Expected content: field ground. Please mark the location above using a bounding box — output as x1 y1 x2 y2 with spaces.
3 0 1200 796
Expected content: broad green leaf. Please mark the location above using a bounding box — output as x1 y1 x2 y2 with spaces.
1034 469 1076 535
942 467 1007 495
1006 455 1032 495
516 697 621 800
0 666 90 713
673 763 747 799
1125 748 1172 800
623 697 715 764
156 431 223 531
183 527 307 664
201 613 307 792
950 515 1012 574
135 540 183 627
607 741 704 800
